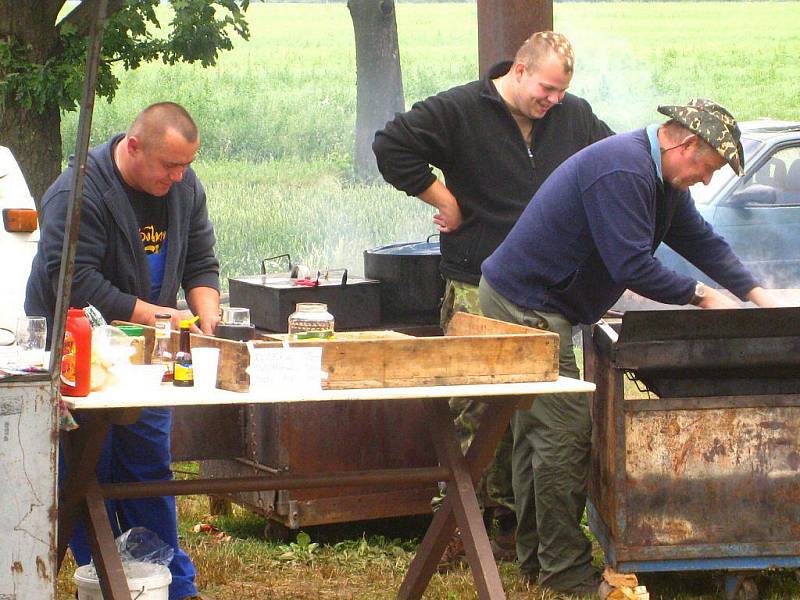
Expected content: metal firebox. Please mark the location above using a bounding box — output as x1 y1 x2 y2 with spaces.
228 273 381 332
169 376 440 538
584 307 800 598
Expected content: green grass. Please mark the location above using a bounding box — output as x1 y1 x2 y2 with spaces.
57 490 800 599
59 2 800 289
193 158 434 284
556 2 800 130
68 1 800 154
53 9 800 595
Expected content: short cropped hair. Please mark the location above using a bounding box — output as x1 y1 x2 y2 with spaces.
128 102 199 147
514 31 575 75
662 119 715 156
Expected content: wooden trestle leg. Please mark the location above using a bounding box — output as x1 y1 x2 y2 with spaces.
57 408 141 599
397 395 528 600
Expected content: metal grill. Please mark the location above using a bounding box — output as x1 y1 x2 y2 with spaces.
585 306 800 589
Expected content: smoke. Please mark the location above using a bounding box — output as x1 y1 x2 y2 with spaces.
562 31 670 133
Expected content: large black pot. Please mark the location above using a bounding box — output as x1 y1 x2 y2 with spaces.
363 238 444 324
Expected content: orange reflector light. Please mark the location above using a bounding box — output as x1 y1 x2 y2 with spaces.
3 208 38 233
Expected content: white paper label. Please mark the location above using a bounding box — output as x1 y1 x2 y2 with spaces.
246 345 323 393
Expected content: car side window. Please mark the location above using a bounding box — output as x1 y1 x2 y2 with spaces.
740 147 800 206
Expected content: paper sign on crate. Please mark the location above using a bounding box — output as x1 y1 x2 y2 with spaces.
246 344 324 393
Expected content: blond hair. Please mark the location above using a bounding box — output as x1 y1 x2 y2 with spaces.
514 31 574 75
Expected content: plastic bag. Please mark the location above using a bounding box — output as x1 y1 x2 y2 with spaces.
90 325 135 390
116 527 174 567
85 527 174 578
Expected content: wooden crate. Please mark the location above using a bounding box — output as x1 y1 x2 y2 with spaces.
214 312 559 392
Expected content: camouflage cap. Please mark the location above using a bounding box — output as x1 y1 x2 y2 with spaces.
657 99 745 175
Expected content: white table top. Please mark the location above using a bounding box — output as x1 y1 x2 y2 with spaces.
65 376 595 410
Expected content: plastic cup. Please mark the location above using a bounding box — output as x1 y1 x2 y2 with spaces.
192 347 220 389
15 316 47 366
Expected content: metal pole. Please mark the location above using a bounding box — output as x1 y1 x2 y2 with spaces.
49 0 110 383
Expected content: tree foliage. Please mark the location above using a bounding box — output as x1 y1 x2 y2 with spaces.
0 0 250 115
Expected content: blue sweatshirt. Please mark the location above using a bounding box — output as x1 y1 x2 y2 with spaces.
481 128 759 324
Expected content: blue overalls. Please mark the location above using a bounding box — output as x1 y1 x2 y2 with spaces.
63 408 198 600
64 239 198 600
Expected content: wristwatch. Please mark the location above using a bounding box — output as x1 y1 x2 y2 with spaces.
690 281 706 306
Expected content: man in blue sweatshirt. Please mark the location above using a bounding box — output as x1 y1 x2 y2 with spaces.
480 99 780 596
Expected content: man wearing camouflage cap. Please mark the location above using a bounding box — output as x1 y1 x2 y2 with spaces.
658 98 745 176
478 98 781 597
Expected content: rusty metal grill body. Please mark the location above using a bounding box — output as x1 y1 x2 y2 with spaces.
584 307 800 583
176 398 438 532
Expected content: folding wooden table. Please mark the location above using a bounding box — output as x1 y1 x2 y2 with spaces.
58 377 594 600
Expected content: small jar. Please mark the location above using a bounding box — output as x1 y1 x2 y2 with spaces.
221 307 251 326
216 307 255 341
117 324 146 364
288 303 334 340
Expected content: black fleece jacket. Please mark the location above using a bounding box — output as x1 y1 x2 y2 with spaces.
373 61 613 285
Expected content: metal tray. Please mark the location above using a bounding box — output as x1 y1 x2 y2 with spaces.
611 307 800 397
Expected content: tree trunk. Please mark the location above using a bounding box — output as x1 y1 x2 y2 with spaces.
0 0 64 208
347 0 404 182
0 101 62 209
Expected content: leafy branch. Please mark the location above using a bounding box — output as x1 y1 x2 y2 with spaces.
0 0 250 114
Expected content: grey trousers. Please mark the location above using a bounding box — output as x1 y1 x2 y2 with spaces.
479 277 595 590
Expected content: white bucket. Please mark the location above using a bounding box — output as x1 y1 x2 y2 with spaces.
74 561 172 600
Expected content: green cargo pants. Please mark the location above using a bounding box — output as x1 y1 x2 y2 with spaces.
433 278 515 515
479 276 594 591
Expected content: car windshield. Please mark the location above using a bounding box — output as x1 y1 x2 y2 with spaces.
689 138 763 204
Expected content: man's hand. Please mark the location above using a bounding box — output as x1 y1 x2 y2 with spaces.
419 181 463 233
187 286 221 335
130 300 196 331
695 286 740 309
432 200 464 233
130 286 221 335
746 286 785 308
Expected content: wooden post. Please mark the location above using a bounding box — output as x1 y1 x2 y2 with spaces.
477 0 553 75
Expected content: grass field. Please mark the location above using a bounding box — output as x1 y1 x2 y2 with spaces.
60 2 800 287
55 4 800 598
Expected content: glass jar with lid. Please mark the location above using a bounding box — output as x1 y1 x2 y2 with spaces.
288 303 334 340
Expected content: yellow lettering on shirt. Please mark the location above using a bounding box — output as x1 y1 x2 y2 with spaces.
140 225 167 255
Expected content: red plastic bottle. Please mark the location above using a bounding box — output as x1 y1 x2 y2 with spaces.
61 307 92 397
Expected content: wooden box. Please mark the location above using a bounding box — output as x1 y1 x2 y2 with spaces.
213 312 559 392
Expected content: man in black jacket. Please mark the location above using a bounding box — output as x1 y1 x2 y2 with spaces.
373 31 612 572
27 102 219 600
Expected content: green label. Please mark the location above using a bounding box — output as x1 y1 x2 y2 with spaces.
293 330 334 340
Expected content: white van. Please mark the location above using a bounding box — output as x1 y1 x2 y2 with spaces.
0 147 39 345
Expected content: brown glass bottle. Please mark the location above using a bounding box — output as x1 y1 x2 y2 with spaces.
173 319 194 387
